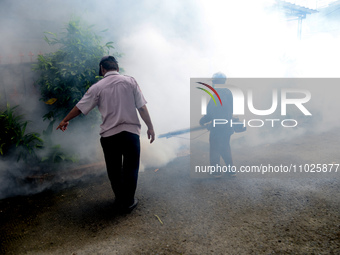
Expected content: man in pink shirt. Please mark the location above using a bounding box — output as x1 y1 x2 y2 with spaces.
57 56 155 213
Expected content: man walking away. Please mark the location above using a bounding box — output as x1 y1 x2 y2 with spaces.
56 56 155 213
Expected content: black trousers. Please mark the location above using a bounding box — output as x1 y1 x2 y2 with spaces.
100 131 140 206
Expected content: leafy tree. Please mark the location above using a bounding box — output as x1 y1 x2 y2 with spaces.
33 17 116 121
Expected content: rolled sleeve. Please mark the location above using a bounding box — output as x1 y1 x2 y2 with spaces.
76 87 98 115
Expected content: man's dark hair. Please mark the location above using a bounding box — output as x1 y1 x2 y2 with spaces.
99 56 119 76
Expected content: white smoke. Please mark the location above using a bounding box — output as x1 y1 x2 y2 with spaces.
1 0 340 196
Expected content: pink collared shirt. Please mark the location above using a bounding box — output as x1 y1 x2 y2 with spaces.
76 71 147 137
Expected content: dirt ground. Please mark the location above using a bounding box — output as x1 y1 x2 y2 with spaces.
0 129 339 255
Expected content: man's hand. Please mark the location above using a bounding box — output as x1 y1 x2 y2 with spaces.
55 106 82 132
56 120 69 132
199 116 207 126
138 105 155 144
147 129 155 143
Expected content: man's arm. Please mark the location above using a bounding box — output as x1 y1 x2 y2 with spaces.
56 106 82 132
137 105 155 143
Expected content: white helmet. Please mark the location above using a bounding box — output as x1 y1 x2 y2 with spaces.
212 72 227 84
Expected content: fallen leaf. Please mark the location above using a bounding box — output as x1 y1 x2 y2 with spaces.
45 98 57 105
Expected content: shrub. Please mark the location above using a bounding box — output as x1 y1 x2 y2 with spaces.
0 104 43 162
33 17 116 121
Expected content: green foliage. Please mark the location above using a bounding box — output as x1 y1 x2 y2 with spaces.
41 144 78 164
33 17 115 121
0 104 78 171
40 120 78 165
0 104 43 162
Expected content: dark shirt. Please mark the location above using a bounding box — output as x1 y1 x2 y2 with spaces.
200 88 234 135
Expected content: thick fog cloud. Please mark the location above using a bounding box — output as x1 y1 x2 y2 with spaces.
1 0 340 197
